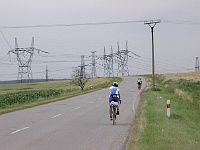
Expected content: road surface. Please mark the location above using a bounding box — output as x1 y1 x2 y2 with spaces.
0 76 145 150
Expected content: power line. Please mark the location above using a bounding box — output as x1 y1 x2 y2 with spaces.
161 19 200 25
1 19 199 29
0 20 149 29
0 29 12 49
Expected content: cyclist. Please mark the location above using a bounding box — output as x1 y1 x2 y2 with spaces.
137 78 142 89
109 82 120 121
139 78 142 85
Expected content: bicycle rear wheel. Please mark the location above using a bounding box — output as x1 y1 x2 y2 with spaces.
113 106 116 125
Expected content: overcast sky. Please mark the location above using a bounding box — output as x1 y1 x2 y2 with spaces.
0 0 200 81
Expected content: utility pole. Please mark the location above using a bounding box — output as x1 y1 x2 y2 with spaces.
195 57 199 72
144 20 161 90
91 51 97 78
80 55 85 79
46 65 48 82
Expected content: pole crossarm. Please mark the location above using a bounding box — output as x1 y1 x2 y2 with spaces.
144 19 161 26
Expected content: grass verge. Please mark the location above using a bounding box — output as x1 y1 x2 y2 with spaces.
127 75 200 150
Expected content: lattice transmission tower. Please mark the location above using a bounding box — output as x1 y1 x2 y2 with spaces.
80 55 86 79
116 41 140 76
8 37 48 83
91 51 97 78
116 41 129 76
103 46 114 77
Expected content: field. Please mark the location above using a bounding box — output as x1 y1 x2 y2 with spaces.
0 77 122 114
161 72 200 82
127 72 200 150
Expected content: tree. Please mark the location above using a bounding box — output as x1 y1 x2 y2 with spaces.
71 68 90 90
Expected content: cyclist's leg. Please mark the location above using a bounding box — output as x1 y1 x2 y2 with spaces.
109 98 113 120
116 106 119 115
109 105 112 120
138 83 141 89
113 106 116 125
116 99 120 115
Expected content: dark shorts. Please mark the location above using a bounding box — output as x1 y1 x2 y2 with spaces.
109 95 119 103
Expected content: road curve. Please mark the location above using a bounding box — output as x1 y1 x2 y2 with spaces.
0 76 145 150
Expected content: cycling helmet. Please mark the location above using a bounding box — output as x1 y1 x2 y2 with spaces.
113 82 118 87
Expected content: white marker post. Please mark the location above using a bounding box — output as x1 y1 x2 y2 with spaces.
167 100 170 117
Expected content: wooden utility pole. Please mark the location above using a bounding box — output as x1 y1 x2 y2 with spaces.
144 20 161 90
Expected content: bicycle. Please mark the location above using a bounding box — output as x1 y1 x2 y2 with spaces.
110 101 118 125
138 83 141 90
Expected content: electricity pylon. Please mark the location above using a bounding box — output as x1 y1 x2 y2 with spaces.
91 51 97 78
103 46 114 77
116 41 129 76
8 37 48 83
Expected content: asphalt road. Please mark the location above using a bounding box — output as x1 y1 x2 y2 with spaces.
0 76 145 150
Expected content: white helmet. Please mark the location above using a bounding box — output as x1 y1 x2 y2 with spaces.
113 82 118 87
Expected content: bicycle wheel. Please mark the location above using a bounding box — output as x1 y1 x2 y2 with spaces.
113 106 116 125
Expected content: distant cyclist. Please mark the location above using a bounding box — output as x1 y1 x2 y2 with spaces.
137 78 142 89
109 82 120 121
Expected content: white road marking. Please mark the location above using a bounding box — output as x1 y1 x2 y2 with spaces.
75 106 82 109
11 126 30 134
52 114 62 118
90 101 94 103
133 93 139 114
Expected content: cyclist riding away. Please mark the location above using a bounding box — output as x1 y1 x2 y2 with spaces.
109 82 120 121
137 78 142 89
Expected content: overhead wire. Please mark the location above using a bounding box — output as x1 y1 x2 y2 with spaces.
0 19 199 80
0 29 12 49
0 20 146 29
161 19 200 25
1 19 200 29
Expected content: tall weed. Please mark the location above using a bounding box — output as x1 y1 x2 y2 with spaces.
177 79 200 107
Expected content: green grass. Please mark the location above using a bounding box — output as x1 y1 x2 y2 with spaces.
0 80 78 95
0 89 64 108
177 79 200 107
0 77 122 114
127 75 200 150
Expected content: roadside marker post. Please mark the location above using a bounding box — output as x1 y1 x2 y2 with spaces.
167 100 170 117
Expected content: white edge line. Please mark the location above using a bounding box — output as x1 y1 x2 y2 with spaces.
52 114 62 118
133 93 140 113
11 126 30 134
75 106 82 109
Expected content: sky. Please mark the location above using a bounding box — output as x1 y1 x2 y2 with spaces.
0 0 200 81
